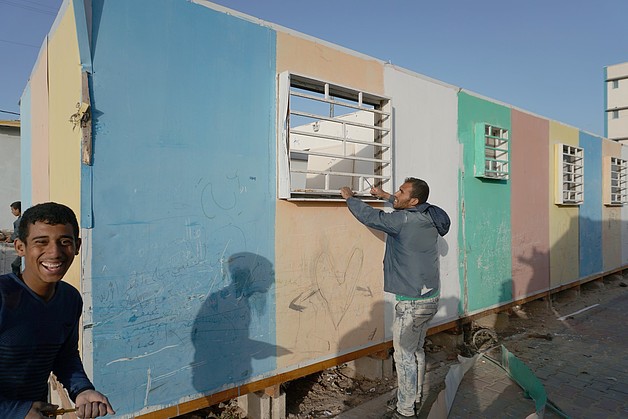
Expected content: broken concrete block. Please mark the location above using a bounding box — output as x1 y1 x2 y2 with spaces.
237 391 271 419
344 356 392 380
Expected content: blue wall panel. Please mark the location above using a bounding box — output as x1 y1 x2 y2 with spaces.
89 1 276 414
19 85 32 209
579 131 603 276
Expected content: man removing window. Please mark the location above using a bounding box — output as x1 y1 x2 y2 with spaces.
340 178 450 418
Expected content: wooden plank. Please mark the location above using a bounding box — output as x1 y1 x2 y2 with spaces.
134 341 392 418
80 71 92 165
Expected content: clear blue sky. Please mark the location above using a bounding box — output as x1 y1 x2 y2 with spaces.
1 0 626 136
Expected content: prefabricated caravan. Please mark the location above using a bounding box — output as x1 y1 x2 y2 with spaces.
20 0 627 417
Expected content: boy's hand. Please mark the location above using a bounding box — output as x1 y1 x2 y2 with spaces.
75 389 115 418
27 401 58 418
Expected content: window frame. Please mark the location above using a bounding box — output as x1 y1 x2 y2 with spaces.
474 123 510 180
604 156 628 206
555 143 584 205
277 72 392 201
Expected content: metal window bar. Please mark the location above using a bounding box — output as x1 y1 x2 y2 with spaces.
289 128 391 147
563 193 583 203
290 90 390 118
290 110 391 134
555 143 584 204
290 149 391 165
289 170 389 190
482 125 509 179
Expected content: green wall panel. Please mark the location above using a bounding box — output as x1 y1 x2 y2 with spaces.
458 92 512 313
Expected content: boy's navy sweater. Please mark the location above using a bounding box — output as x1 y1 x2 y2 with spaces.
0 273 94 417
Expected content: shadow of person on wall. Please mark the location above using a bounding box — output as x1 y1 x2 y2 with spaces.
191 252 290 394
337 300 388 355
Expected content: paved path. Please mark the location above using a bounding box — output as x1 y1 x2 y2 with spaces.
340 282 628 419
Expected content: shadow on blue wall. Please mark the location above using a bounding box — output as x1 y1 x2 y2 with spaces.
191 252 290 393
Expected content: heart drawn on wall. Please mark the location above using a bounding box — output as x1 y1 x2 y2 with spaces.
314 248 363 330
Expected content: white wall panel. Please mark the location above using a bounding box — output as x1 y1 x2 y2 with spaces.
383 66 461 326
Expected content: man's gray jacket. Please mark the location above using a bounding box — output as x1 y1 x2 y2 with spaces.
346 197 450 299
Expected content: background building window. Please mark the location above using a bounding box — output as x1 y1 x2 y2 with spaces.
278 73 392 200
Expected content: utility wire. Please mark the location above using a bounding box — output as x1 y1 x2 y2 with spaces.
0 0 57 16
13 0 58 12
0 38 40 49
0 109 20 116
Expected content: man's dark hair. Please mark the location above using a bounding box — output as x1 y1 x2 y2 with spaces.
405 177 429 204
10 201 21 212
18 202 79 242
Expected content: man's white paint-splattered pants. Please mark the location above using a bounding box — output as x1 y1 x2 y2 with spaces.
392 297 439 417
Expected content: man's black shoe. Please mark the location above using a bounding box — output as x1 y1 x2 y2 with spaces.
414 399 424 414
391 411 417 419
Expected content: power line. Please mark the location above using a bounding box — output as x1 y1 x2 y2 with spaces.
0 0 57 16
0 38 40 49
14 0 58 12
0 109 20 116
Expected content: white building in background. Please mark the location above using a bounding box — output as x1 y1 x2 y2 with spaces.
0 120 20 231
605 62 628 143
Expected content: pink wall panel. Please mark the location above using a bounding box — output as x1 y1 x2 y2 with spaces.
511 110 550 299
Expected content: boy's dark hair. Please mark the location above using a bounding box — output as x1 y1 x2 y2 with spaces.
10 201 21 212
405 177 429 204
18 202 80 242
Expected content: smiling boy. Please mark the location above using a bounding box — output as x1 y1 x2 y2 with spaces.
0 202 115 418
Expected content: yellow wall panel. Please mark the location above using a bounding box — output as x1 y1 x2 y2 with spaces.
548 122 579 287
47 2 83 289
602 140 622 270
277 32 384 95
275 201 386 368
47 1 82 213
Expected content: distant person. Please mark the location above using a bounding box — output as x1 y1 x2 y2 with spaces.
0 202 115 418
6 201 22 275
340 178 450 419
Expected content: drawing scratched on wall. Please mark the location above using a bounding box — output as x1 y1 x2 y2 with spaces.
280 237 380 363
313 247 363 329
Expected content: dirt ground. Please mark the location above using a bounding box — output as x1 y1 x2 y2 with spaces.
177 273 628 419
